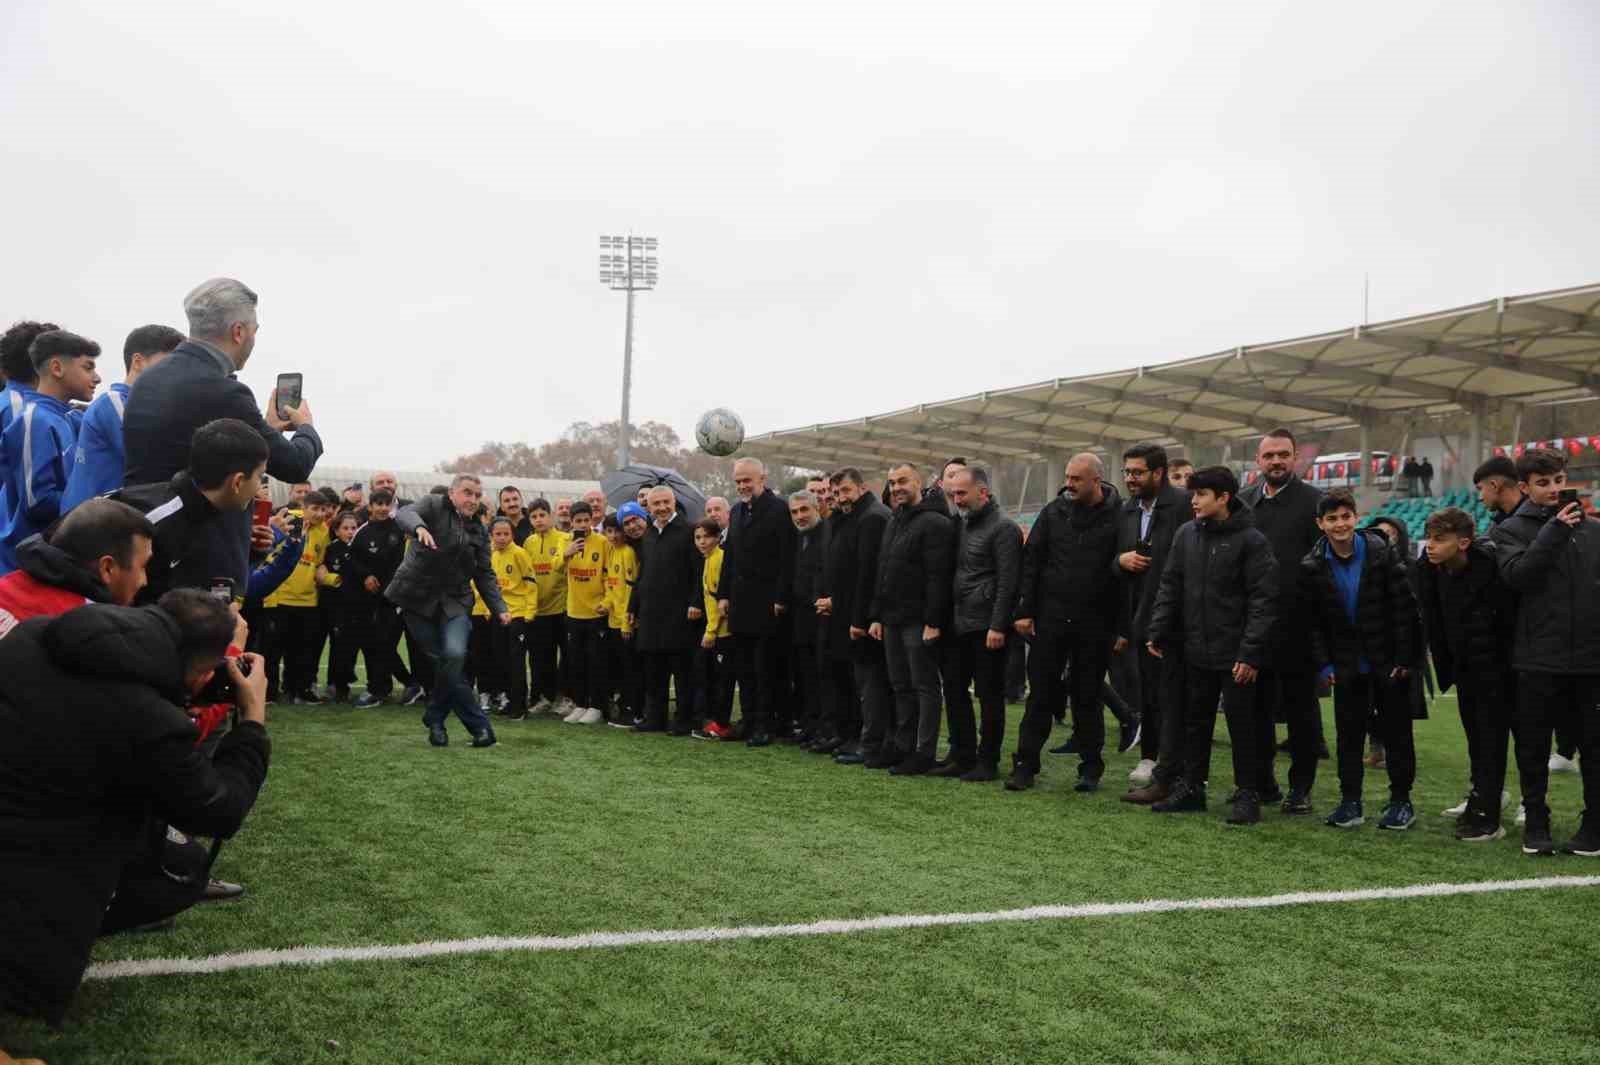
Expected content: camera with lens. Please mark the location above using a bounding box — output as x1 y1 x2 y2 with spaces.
196 579 246 705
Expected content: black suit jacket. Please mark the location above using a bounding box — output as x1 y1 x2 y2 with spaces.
1111 481 1191 643
717 488 795 637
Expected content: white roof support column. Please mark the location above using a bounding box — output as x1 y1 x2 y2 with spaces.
1358 417 1376 511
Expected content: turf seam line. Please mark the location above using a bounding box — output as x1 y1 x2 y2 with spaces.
85 875 1600 981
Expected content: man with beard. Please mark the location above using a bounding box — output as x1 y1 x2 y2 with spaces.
784 490 826 744
1236 428 1326 814
1114 443 1193 803
716 458 795 746
818 467 892 765
1008 453 1122 793
497 486 535 543
867 463 955 775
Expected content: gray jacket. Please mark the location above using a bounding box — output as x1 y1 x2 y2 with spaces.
385 494 507 619
951 499 1022 636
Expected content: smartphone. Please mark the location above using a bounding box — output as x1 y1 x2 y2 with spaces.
1135 540 1153 557
275 372 303 417
209 577 236 603
252 498 273 528
1558 488 1580 508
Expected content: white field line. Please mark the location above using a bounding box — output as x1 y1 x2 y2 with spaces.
86 875 1599 982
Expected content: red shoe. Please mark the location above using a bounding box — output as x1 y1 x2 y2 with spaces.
704 721 732 740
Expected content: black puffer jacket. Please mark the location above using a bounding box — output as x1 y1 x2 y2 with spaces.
786 521 824 647
870 491 955 628
386 493 507 619
1298 530 1419 679
1110 482 1191 642
1015 483 1122 636
1491 498 1600 674
1417 538 1514 692
1146 499 1278 670
816 494 890 657
951 500 1022 636
1237 476 1323 668
13 534 115 602
0 604 271 1025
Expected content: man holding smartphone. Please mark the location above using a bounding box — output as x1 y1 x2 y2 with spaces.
1491 447 1600 857
123 278 323 598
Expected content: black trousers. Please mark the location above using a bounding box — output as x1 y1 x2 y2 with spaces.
260 605 286 698
1140 646 1187 786
853 639 894 756
100 823 209 936
1015 627 1114 775
1515 671 1600 820
1333 672 1415 801
1181 665 1265 794
325 602 357 692
1005 637 1027 702
694 637 735 726
731 631 784 735
942 630 1008 767
528 614 566 704
274 605 323 697
1459 668 1515 819
1255 666 1322 795
612 631 643 719
644 647 695 729
353 599 412 696
565 616 610 709
467 616 494 691
494 618 529 711
821 652 859 745
790 642 820 737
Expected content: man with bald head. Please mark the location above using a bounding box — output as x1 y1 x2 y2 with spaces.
629 485 703 732
716 457 796 745
1008 452 1124 792
704 496 731 543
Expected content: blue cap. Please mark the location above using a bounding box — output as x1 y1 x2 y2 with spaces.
618 501 648 524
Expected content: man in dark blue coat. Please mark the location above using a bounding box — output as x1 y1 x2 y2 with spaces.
122 278 323 596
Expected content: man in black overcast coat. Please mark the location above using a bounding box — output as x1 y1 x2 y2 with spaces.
716 458 796 746
1236 428 1326 811
631 485 703 733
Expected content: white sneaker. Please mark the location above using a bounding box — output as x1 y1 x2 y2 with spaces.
478 693 491 712
1516 802 1527 826
529 698 553 716
1128 759 1157 787
563 704 588 723
554 698 577 717
495 693 510 712
577 706 605 724
1550 752 1579 773
1442 794 1471 817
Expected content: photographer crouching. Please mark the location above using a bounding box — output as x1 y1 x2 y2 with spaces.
0 589 271 1031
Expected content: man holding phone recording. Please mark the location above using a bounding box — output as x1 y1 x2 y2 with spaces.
1490 447 1600 857
123 278 323 598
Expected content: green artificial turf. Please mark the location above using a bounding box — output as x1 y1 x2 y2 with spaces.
4 693 1596 1064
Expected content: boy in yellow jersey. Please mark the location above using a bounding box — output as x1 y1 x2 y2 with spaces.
523 497 572 716
264 488 336 704
690 518 736 740
488 517 538 718
601 511 641 724
561 501 611 723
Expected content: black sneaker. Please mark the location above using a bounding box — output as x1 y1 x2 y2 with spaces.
1004 765 1037 791
1152 781 1206 813
1455 814 1505 843
745 732 772 748
1281 789 1312 815
960 763 998 782
400 685 426 707
1073 771 1103 793
1048 736 1079 755
1561 818 1600 857
1258 783 1285 806
889 754 933 777
864 751 901 770
292 691 324 706
1117 718 1142 754
427 726 448 748
352 692 387 709
1522 808 1555 855
1227 789 1261 826
470 730 498 749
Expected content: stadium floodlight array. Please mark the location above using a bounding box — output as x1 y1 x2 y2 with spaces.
597 235 660 468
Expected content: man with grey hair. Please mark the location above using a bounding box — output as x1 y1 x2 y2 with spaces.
704 495 731 543
1007 452 1123 792
123 277 323 595
716 457 795 745
784 489 826 743
630 484 702 732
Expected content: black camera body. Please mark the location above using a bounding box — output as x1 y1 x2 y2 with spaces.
198 653 249 706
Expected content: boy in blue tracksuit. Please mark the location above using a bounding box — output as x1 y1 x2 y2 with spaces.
0 320 58 521
60 324 184 514
0 330 101 573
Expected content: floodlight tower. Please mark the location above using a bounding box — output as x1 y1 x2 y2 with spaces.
598 235 658 469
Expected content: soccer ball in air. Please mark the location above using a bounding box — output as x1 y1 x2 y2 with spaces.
696 407 746 457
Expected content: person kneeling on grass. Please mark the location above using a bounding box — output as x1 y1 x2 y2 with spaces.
0 589 271 1031
1298 488 1421 831
1144 465 1278 825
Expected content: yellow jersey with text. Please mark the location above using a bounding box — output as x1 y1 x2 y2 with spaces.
564 532 610 621
522 529 571 617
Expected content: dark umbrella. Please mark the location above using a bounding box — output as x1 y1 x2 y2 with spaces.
601 464 707 521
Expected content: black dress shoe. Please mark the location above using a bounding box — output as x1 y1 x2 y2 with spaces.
1005 765 1037 791
746 732 772 748
864 752 902 769
960 763 998 782
833 751 866 765
1048 736 1078 755
1074 773 1103 793
811 737 843 755
889 754 933 776
929 760 970 779
428 726 449 747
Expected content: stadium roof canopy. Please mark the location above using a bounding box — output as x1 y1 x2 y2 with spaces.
745 282 1600 472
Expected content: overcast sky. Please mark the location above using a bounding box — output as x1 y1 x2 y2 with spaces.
4 1 1596 471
